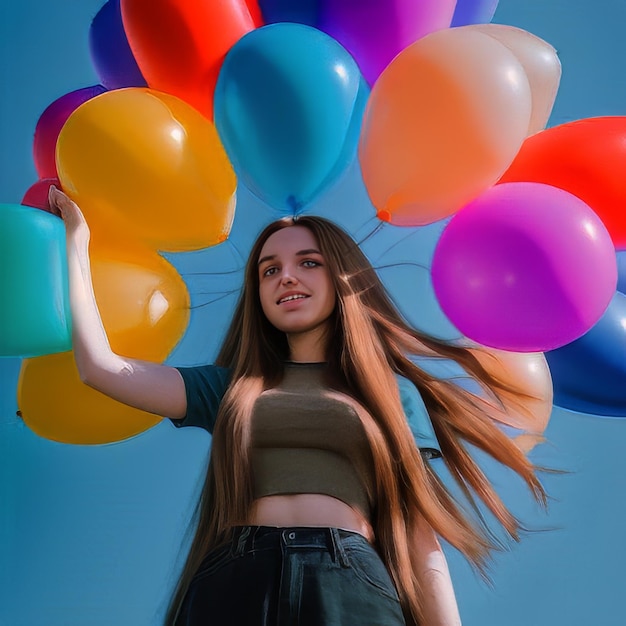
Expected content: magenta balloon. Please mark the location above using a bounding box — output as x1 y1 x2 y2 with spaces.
33 85 107 179
319 0 457 84
431 182 617 352
21 177 60 213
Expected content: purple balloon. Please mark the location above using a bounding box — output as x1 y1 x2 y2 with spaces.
319 0 457 85
451 0 499 27
33 85 107 179
431 182 617 352
89 0 146 89
258 0 320 24
259 0 456 84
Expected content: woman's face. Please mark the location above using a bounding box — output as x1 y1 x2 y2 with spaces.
257 226 336 336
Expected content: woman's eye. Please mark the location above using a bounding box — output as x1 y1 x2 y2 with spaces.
262 266 277 277
302 259 319 268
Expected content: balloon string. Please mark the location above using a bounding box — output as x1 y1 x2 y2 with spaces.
380 228 417 254
225 237 247 272
190 289 240 310
356 217 384 246
178 238 246 276
182 239 247 309
371 227 429 265
373 260 431 274
181 267 242 276
355 217 433 273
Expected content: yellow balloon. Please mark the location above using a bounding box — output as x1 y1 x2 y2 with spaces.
470 348 553 453
56 88 237 252
359 27 532 226
90 240 190 361
17 242 189 444
470 24 561 135
18 351 161 444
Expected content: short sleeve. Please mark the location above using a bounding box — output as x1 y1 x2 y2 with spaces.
170 365 232 433
396 374 442 460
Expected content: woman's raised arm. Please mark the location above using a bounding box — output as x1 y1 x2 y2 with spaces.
48 186 187 419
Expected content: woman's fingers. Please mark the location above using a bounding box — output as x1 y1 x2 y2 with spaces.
48 184 61 216
47 185 89 234
49 185 72 212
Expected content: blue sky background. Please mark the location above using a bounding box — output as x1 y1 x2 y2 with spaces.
1 1 625 625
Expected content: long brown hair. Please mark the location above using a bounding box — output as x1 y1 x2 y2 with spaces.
167 216 546 625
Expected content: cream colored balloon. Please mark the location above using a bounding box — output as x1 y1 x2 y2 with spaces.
470 348 553 452
470 24 561 135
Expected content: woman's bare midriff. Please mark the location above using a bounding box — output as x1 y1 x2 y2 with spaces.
247 494 374 542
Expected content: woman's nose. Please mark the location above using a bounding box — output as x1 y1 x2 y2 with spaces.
280 267 298 284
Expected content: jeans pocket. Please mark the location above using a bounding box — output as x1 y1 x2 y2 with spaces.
343 540 400 602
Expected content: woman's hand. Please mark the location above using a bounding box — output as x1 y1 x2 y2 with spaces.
48 185 89 240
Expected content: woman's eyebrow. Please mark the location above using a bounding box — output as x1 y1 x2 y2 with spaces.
257 254 276 266
295 248 322 257
257 249 322 266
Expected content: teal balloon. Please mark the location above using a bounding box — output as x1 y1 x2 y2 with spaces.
0 204 71 357
214 23 369 214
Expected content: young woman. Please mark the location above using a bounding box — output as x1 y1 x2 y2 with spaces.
49 186 545 626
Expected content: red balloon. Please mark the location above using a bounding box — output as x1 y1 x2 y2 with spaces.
21 178 61 213
121 0 263 119
499 116 626 248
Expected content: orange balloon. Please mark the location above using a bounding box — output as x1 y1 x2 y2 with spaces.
90 241 190 362
359 27 531 226
18 351 161 444
57 88 236 252
121 0 263 119
470 24 561 135
471 348 553 453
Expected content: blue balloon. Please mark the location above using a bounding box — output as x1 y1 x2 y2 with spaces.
451 0 499 26
214 23 369 214
88 0 146 89
258 0 320 25
617 250 626 295
545 292 626 417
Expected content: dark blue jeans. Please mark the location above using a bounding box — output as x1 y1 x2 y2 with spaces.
177 526 406 625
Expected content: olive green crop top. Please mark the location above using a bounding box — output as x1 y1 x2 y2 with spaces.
249 362 375 516
171 362 442 518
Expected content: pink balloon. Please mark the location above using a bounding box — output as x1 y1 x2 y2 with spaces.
431 182 617 352
319 0 457 84
33 85 106 179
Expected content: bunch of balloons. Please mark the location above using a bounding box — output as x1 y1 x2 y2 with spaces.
0 0 624 447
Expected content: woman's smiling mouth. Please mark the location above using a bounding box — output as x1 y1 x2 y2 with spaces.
277 293 310 305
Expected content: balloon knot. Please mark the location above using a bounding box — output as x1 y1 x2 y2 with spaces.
377 209 392 223
287 195 302 215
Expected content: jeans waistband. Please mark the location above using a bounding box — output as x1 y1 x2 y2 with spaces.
229 526 359 566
